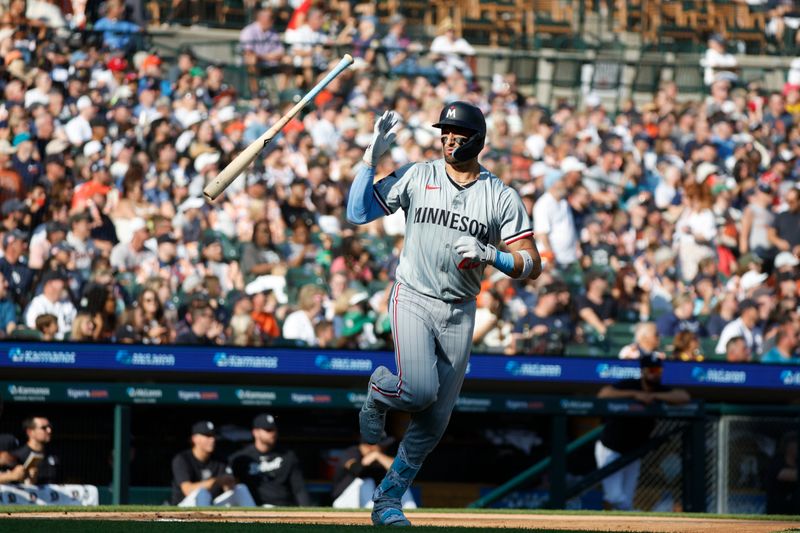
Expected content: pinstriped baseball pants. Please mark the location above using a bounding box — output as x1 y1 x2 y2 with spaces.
370 282 476 467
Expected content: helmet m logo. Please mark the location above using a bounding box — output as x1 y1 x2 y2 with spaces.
446 107 456 118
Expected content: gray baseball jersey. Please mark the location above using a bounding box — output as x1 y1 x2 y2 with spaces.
366 158 533 468
373 158 533 302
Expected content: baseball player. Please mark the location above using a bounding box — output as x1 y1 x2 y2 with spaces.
346 102 542 526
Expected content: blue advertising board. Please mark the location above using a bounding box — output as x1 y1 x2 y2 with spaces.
0 341 798 390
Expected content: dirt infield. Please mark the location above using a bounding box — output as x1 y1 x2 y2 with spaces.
2 511 799 532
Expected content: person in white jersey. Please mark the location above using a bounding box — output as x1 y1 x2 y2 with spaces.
346 102 542 526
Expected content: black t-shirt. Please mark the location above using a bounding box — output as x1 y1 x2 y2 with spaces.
576 294 617 321
229 444 311 506
600 379 671 454
331 445 388 500
90 213 120 246
280 203 316 230
175 329 214 345
0 258 33 307
170 449 230 505
11 444 59 484
773 211 800 249
582 242 616 269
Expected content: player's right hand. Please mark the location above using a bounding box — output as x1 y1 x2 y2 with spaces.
363 110 398 167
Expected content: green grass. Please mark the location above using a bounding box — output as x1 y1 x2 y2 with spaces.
0 521 640 533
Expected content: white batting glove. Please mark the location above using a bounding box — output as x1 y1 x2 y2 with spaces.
363 110 398 167
454 236 497 264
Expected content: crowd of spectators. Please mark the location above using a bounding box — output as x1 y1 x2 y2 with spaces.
0 0 798 366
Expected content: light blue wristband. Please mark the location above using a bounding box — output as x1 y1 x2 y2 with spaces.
493 249 515 276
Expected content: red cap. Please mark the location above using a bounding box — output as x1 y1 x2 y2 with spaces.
108 57 128 72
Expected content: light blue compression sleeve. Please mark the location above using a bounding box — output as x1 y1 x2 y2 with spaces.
346 164 386 224
492 249 516 276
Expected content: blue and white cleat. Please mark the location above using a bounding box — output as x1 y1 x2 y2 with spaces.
372 507 412 527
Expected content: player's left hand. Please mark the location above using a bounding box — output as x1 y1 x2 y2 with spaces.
454 236 497 264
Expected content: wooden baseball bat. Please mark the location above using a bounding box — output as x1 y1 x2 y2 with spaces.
203 53 354 201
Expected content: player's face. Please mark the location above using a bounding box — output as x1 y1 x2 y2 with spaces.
31 418 52 444
193 433 216 454
440 125 473 163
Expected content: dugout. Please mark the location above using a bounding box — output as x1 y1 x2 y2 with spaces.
1 381 798 513
0 341 799 511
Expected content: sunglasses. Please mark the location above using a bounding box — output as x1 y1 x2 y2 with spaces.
441 135 468 147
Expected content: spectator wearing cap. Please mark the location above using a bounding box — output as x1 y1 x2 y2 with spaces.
701 34 738 86
0 140 23 206
768 186 800 257
0 229 33 307
199 234 243 295
656 293 707 338
24 272 76 340
229 414 311 507
140 232 182 283
509 283 573 355
715 299 764 356
596 355 690 510
532 170 579 267
44 239 82 301
761 318 799 364
64 96 95 146
93 0 141 51
240 8 288 96
170 421 256 507
11 131 41 192
331 433 416 509
281 179 317 231
332 289 377 350
282 284 326 346
2 198 28 232
619 322 665 360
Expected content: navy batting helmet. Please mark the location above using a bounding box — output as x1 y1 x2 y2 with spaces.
432 101 486 162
